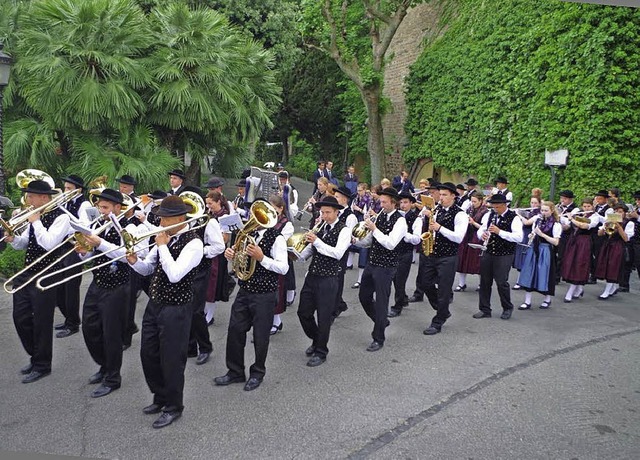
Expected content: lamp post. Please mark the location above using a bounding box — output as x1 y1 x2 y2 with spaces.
343 122 352 172
0 42 13 196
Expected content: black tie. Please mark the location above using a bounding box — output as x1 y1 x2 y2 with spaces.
323 225 330 238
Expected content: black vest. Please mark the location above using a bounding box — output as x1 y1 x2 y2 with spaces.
308 221 346 277
25 208 66 274
370 210 403 267
338 207 354 224
575 212 595 236
396 208 419 254
595 204 610 217
66 195 87 219
238 227 281 293
91 218 131 289
487 210 517 256
194 221 212 273
632 221 640 243
432 205 462 258
149 230 201 305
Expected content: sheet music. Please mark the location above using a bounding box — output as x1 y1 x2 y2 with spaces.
218 213 243 233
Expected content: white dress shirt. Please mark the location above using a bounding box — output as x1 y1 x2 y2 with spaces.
435 207 469 244
299 222 352 261
10 214 71 251
203 218 225 259
356 209 407 249
250 228 289 275
339 209 358 230
477 210 524 243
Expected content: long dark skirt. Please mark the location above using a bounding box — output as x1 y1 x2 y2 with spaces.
562 234 592 285
274 259 295 315
206 256 232 302
595 238 625 283
513 226 532 270
457 230 483 275
518 243 556 295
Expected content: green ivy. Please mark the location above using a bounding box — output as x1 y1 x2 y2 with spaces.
0 247 25 279
405 0 640 203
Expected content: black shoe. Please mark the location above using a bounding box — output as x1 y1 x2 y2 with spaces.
500 309 513 320
305 346 316 357
54 322 66 331
408 295 423 303
244 377 262 391
20 363 33 375
587 276 597 284
122 343 131 351
56 328 78 339
22 370 50 384
187 350 198 358
473 311 491 319
207 317 215 326
152 411 182 429
454 284 467 292
143 403 163 415
518 303 532 310
214 374 245 386
306 356 326 367
512 284 521 291
270 323 283 335
618 286 629 293
366 341 383 352
387 308 402 318
91 384 118 398
196 353 210 365
539 300 552 309
423 326 441 335
88 371 104 385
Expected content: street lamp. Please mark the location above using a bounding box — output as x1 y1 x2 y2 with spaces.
343 122 352 172
0 42 13 196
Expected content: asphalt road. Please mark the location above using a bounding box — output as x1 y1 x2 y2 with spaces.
1 177 639 459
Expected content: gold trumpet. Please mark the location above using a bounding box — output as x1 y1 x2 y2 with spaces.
287 219 326 255
603 213 622 237
352 209 383 240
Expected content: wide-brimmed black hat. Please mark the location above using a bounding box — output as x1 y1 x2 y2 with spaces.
465 178 478 186
278 171 289 179
437 182 460 196
116 174 137 186
398 192 416 203
168 169 186 180
633 190 640 199
236 179 247 187
378 187 400 200
147 190 167 200
494 176 509 185
151 195 192 217
61 174 85 189
427 181 441 190
92 188 124 205
314 196 343 210
486 194 508 204
203 177 224 189
559 190 575 199
594 189 609 198
334 186 353 199
456 184 466 191
21 180 57 195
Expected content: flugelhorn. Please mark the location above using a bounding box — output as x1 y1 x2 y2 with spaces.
352 209 383 240
287 219 326 256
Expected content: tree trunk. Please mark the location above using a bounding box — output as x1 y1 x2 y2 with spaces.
363 87 386 184
280 134 289 165
186 160 201 189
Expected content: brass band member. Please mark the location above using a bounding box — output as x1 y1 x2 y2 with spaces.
473 194 523 320
6 180 71 383
296 196 351 366
332 186 358 320
595 204 631 300
126 196 204 429
215 199 289 391
355 187 407 351
417 183 468 334
167 169 187 196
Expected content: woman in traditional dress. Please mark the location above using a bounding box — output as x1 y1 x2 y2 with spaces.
512 189 542 289
204 191 231 326
595 204 631 300
454 191 488 291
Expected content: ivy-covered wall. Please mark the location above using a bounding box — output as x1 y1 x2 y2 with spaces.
404 0 640 204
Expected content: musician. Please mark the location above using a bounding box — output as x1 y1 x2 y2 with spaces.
295 196 351 366
126 196 204 428
455 191 488 291
590 190 613 284
454 184 467 208
344 165 358 195
355 187 407 351
233 179 247 219
512 191 542 289
556 190 579 284
473 194 523 320
626 191 640 285
74 189 131 398
348 183 372 287
215 199 289 391
167 169 187 196
116 175 138 201
306 177 329 227
278 171 299 220
269 195 296 334
332 186 359 320
55 174 91 339
491 177 512 204
595 204 631 300
388 192 420 318
7 179 71 383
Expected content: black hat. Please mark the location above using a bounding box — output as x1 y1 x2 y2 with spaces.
494 176 509 185
427 181 441 190
21 179 57 195
465 178 478 186
398 192 416 203
314 196 343 210
278 171 289 179
203 177 224 189
559 190 575 199
236 179 247 187
276 163 284 170
594 189 609 198
92 188 124 205
241 168 251 179
168 169 186 180
61 174 85 189
334 186 353 199
151 195 192 217
633 190 640 199
116 174 137 186
378 187 400 200
147 190 167 200
456 184 466 191
614 203 628 212
486 194 508 204
437 182 460 196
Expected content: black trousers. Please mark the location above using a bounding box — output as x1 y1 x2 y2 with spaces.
141 300 192 413
393 251 414 308
225 288 276 380
82 282 129 388
13 273 58 373
188 268 213 355
123 271 141 345
56 252 82 329
359 264 396 343
417 254 458 328
298 274 339 358
478 253 515 314
333 253 349 315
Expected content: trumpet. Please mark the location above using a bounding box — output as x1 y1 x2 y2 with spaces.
352 209 383 240
287 219 326 255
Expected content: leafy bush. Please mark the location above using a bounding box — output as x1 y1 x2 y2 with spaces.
0 246 25 279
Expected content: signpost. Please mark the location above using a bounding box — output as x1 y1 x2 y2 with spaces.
544 149 569 200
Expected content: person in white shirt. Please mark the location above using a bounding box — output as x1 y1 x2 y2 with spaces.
491 176 513 204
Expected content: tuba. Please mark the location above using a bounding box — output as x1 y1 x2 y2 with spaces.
179 191 206 219
232 201 279 281
88 176 109 206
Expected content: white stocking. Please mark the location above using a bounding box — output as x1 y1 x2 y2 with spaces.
204 302 216 323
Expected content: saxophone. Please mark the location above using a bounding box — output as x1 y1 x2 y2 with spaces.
420 207 437 256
